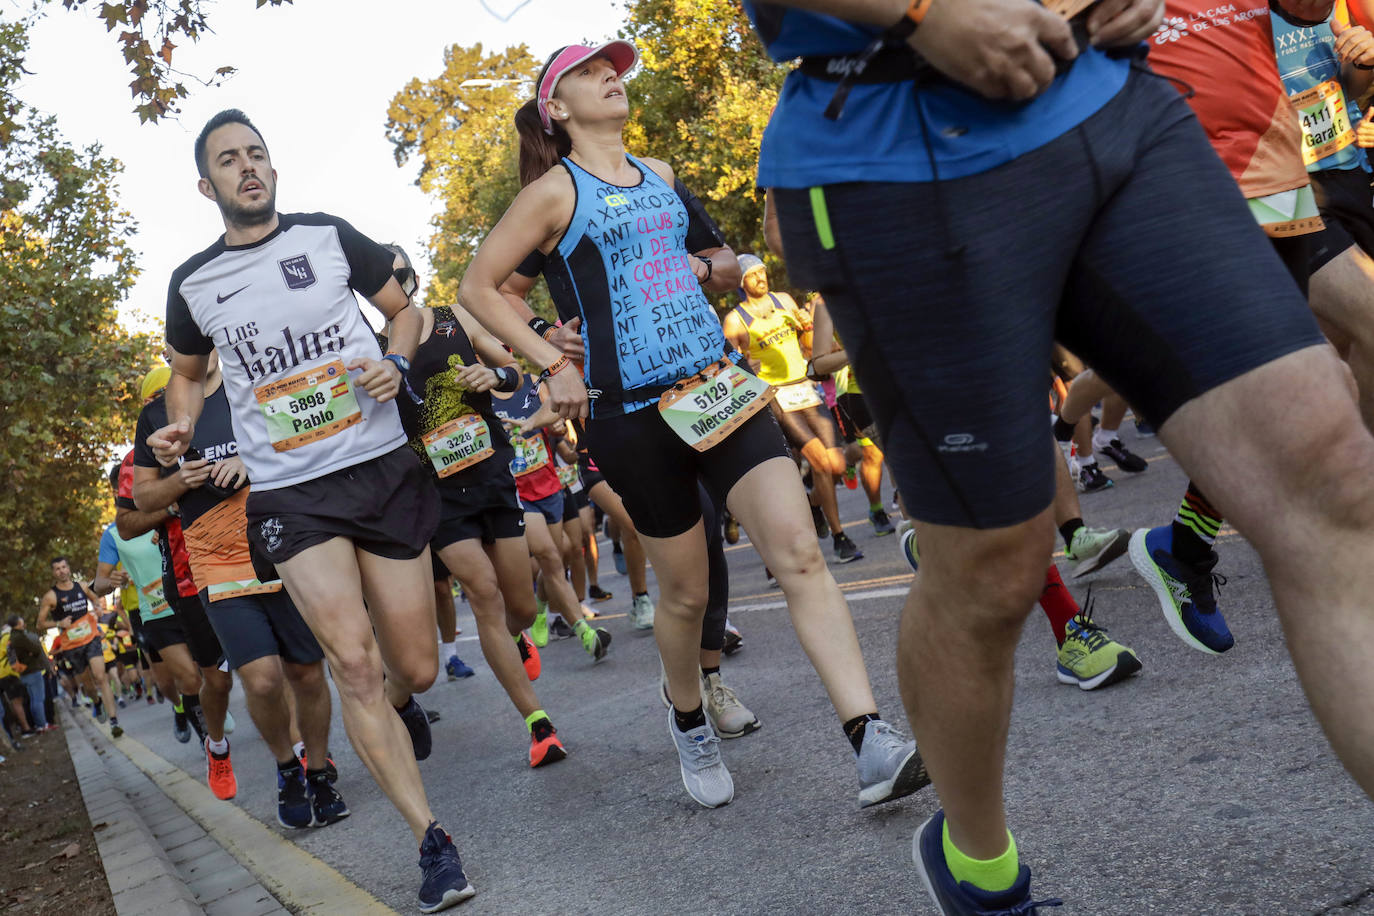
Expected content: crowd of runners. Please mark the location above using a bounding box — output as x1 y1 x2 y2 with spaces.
22 0 1374 910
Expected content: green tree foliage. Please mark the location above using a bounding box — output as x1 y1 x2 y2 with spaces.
386 1 793 318
386 43 547 314
620 0 787 290
0 22 160 620
2 0 292 128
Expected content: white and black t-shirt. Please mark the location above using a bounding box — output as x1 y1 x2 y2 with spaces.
166 213 405 490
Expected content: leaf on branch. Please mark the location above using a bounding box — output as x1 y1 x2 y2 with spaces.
159 38 175 65
98 3 128 31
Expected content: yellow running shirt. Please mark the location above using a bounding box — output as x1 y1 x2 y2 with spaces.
733 293 809 386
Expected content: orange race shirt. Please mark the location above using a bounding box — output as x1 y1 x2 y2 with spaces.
58 610 101 650
1149 1 1309 199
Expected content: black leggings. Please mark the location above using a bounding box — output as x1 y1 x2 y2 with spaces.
699 483 729 652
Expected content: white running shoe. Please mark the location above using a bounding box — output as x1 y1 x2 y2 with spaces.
667 708 733 808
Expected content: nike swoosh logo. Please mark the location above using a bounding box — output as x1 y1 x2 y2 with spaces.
216 285 250 303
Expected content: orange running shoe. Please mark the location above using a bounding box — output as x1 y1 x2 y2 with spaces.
206 739 237 800
528 717 566 768
516 633 541 681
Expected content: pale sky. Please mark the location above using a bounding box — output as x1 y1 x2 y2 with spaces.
13 0 628 334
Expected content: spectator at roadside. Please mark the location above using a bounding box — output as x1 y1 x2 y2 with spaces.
7 616 55 731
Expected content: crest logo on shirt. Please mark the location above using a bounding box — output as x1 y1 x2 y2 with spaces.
435 320 457 338
279 254 317 291
603 193 629 207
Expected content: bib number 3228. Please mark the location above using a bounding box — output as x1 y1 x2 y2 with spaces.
658 360 774 452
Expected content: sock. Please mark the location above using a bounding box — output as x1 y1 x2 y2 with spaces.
1080 455 1097 469
634 591 648 600
869 502 882 513
673 704 707 732
292 740 305 759
701 666 720 679
524 710 549 733
1092 427 1118 451
613 541 623 554
1172 482 1222 565
843 712 880 753
573 619 590 637
440 640 456 660
1039 564 1079 647
182 695 206 739
277 756 302 772
206 735 229 755
942 820 1019 893
1052 417 1075 442
109 716 118 726
1058 518 1084 548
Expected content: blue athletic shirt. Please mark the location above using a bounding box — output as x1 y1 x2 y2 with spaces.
1271 9 1370 173
543 155 729 417
744 3 1131 187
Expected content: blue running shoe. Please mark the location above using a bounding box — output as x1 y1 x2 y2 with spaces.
417 822 476 912
397 697 433 761
613 543 628 576
445 655 475 680
913 810 1062 916
277 763 312 829
1128 526 1233 654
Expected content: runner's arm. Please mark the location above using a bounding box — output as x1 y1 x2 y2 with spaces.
92 561 125 598
131 461 209 514
115 505 172 540
721 311 759 373
500 269 586 362
36 591 60 630
152 350 209 465
809 299 850 376
460 173 586 418
764 0 1080 101
763 189 784 259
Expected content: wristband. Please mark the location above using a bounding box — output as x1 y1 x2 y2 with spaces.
528 317 557 341
492 366 522 392
383 354 424 405
1358 62 1374 71
698 255 713 282
538 355 571 386
888 0 935 40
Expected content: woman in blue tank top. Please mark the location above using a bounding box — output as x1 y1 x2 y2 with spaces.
458 40 925 812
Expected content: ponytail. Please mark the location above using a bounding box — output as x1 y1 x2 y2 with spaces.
516 99 571 187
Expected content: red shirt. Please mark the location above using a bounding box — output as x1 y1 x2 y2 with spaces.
1149 2 1308 199
116 450 197 597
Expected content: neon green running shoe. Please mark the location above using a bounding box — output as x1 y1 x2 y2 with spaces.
530 597 549 648
1064 526 1130 579
576 621 612 661
1055 600 1142 691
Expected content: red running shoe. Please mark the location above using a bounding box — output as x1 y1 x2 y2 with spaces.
528 717 566 768
206 739 237 800
516 632 541 681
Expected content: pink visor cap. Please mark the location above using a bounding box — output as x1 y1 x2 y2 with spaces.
538 40 639 134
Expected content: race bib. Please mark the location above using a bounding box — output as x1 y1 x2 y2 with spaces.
66 620 93 641
141 579 170 618
423 415 494 478
775 380 823 412
511 432 550 477
254 359 363 452
658 360 774 452
557 462 583 492
1293 80 1356 166
206 578 284 602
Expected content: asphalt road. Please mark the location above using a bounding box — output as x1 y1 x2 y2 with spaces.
106 428 1374 914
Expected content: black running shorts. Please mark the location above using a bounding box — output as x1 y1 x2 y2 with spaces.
774 68 1324 529
62 640 103 675
1307 166 1373 274
171 594 224 669
433 504 526 549
137 615 186 658
586 402 789 539
201 589 324 669
247 445 439 572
